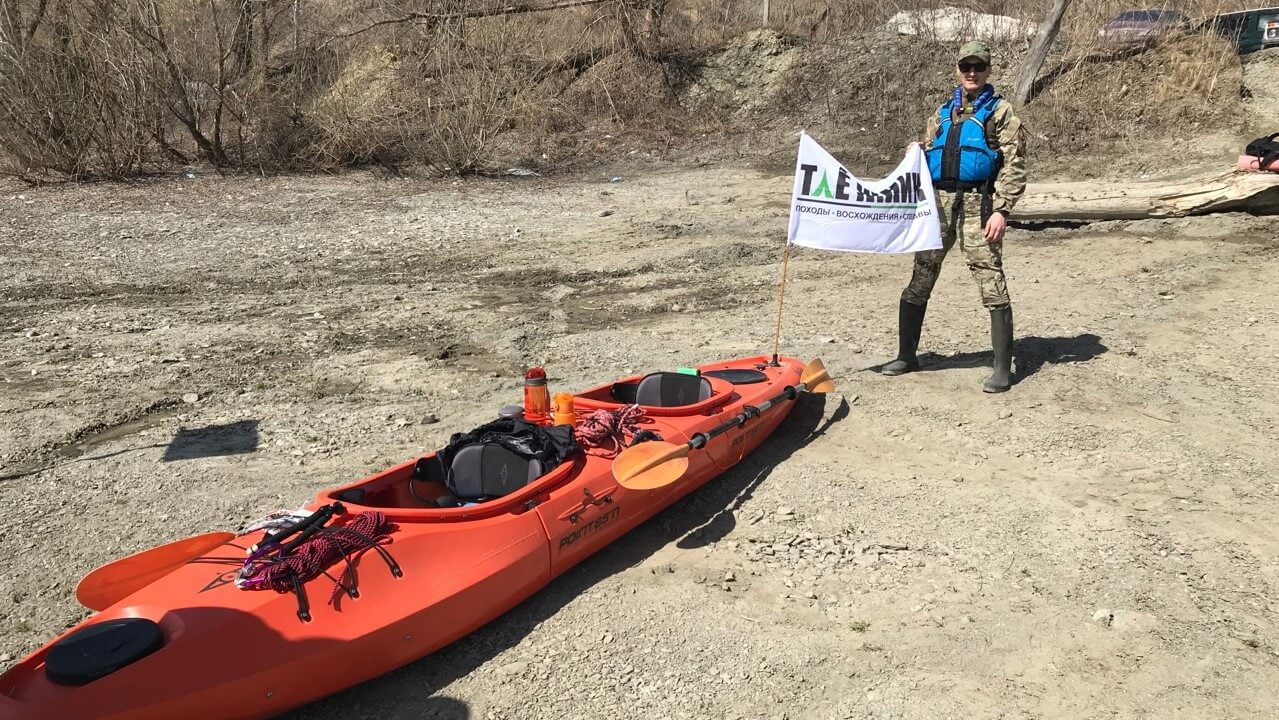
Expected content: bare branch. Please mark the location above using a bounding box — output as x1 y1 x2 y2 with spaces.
132 0 225 165
25 0 50 42
1012 0 1072 106
336 0 613 40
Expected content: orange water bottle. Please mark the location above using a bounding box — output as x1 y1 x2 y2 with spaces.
552 392 576 427
523 367 550 424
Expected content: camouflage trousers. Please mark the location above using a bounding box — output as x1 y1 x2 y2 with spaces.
902 190 1010 308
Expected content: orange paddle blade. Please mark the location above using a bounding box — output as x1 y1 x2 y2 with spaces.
76 531 235 611
801 358 836 393
612 441 691 490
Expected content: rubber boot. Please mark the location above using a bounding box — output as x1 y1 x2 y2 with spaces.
983 305 1014 393
881 300 927 376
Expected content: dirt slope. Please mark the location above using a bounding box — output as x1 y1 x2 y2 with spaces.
1 166 1277 719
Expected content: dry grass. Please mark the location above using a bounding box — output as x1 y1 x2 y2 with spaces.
1020 31 1246 166
563 51 678 126
0 0 1264 179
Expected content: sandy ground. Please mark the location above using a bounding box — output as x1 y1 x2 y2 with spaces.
1 163 1277 719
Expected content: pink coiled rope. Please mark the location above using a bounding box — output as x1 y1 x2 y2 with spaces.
239 511 396 602
575 404 649 458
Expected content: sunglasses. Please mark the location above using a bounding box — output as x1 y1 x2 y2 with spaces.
958 62 989 73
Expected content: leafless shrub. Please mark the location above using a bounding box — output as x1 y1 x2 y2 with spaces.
0 0 1263 179
0 1 164 179
563 50 675 126
402 43 533 173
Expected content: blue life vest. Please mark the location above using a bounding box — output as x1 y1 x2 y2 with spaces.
926 88 1002 189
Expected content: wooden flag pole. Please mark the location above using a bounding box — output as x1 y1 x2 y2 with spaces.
772 129 806 367
769 241 793 366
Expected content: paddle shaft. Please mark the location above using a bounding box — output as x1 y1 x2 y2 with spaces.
618 380 813 481
686 380 813 451
612 359 831 488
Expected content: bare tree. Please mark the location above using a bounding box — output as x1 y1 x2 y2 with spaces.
1012 0 1071 106
130 0 227 164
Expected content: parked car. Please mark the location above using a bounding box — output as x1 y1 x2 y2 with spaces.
1097 9 1193 45
1205 7 1279 54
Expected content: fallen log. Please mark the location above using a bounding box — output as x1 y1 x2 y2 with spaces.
1013 169 1279 221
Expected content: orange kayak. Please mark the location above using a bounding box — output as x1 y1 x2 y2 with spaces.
0 355 812 720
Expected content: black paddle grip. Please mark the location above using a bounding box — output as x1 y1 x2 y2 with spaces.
278 517 328 557
260 503 343 555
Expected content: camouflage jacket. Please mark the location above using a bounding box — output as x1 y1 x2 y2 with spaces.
923 93 1028 217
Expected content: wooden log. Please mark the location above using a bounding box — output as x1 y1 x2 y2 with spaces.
1013 169 1279 221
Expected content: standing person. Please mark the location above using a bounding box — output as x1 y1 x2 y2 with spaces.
881 41 1028 393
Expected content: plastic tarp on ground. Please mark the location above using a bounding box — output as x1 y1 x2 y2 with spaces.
882 7 1036 42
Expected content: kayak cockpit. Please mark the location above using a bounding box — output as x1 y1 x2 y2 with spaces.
319 366 755 519
575 371 736 416
320 446 581 520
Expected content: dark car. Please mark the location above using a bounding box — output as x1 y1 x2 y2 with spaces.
1097 9 1193 44
1206 7 1279 53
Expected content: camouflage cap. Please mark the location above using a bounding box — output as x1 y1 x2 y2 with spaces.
957 41 992 64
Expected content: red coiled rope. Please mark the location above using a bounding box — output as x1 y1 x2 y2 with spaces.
575 404 648 458
240 511 396 602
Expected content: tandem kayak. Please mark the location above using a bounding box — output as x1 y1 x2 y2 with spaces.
0 354 830 720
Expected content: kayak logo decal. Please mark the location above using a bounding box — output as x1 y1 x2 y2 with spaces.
559 506 621 550
731 424 763 447
200 569 239 593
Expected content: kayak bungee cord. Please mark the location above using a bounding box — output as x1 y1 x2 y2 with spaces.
321 519 403 600
237 506 400 622
575 404 652 458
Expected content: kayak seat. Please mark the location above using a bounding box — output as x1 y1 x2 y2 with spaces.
577 373 733 416
447 443 544 502
633 372 713 407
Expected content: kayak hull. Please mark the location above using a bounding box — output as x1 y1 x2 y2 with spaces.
0 355 809 720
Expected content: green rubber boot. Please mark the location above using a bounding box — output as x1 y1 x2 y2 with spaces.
881 300 927 376
983 305 1014 393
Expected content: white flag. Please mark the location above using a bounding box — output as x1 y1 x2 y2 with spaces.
787 132 942 253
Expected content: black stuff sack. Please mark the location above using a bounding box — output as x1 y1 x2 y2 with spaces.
436 417 580 481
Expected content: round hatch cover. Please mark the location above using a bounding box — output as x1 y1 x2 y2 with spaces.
45 617 165 686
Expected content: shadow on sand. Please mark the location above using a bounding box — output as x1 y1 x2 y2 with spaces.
1 419 263 482
871 333 1108 387
162 420 261 462
278 392 845 719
